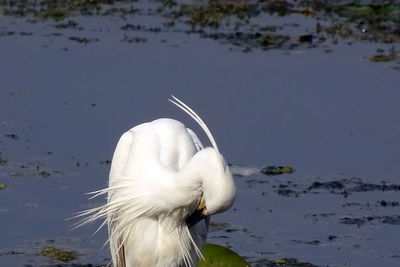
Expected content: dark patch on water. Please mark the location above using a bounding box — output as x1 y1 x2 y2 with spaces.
378 200 399 207
4 134 19 140
99 159 111 165
250 257 318 267
327 235 338 241
276 187 300 197
304 177 400 196
304 213 336 224
308 180 344 191
0 155 8 166
121 34 148 43
55 19 83 30
342 200 400 210
69 36 99 44
0 238 110 266
292 239 321 245
339 215 400 227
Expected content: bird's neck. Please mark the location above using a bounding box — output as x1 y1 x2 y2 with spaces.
179 148 235 215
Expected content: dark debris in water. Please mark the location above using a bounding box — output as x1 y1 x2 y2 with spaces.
0 155 8 166
250 257 317 267
4 134 19 140
369 46 399 62
339 215 400 227
378 200 399 207
55 19 83 30
0 157 65 178
69 36 99 44
0 30 15 37
99 159 111 165
307 177 400 195
291 239 321 246
261 176 400 202
121 34 147 43
276 187 299 197
304 213 336 223
0 238 111 266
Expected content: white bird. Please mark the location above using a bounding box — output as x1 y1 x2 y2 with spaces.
76 96 236 267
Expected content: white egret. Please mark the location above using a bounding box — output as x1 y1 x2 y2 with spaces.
76 96 236 267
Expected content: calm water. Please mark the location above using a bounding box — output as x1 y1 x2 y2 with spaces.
0 4 399 266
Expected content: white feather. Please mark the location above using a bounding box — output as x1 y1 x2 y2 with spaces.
75 96 235 267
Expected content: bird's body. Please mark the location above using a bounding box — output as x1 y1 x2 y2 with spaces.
77 97 236 267
108 118 209 267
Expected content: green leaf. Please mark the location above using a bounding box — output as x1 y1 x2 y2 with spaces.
199 243 249 267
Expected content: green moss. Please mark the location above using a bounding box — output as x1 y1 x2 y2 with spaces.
339 4 374 20
369 47 398 62
178 1 256 28
0 156 8 166
261 166 294 175
258 34 289 47
199 243 249 267
275 257 317 266
40 247 77 262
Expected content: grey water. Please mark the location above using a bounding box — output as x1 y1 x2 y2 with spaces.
0 6 400 267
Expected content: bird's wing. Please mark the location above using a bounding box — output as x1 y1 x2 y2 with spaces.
117 243 126 267
90 126 201 266
76 122 204 266
186 127 204 152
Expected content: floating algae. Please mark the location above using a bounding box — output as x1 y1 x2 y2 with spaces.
40 246 77 262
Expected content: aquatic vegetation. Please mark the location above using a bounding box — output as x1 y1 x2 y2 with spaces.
276 258 317 266
250 256 317 267
4 134 19 140
0 155 8 166
0 0 399 54
378 200 399 207
39 171 51 177
69 36 99 44
55 19 82 30
40 246 77 262
199 243 249 267
369 46 398 62
339 215 400 227
177 1 258 28
261 165 294 175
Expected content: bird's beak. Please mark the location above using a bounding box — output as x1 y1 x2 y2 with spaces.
186 200 207 228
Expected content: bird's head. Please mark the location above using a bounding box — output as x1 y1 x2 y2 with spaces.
185 148 235 228
196 148 236 215
169 96 236 223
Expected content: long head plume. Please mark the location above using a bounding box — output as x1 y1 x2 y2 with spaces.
168 95 224 173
